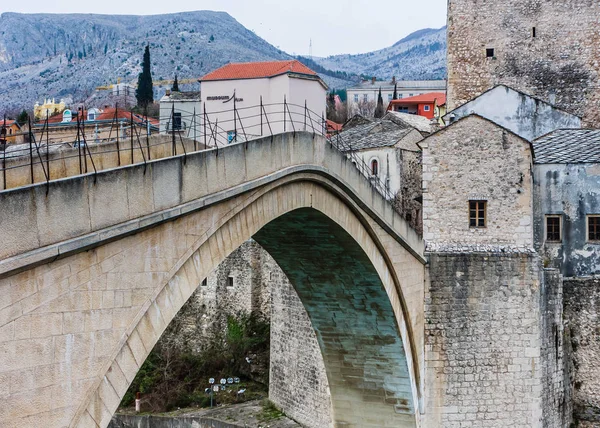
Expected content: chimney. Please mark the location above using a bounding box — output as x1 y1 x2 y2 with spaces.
371 77 376 85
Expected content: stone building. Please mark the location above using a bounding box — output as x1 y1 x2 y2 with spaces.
446 0 600 125
421 113 569 427
336 113 425 233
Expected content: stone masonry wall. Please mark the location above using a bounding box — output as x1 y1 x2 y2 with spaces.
447 0 600 125
269 272 333 428
156 240 332 428
422 115 533 252
563 277 600 427
424 253 566 427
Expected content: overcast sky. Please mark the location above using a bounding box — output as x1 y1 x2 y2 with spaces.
0 1 447 57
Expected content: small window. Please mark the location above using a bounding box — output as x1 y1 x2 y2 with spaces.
424 105 431 112
588 216 600 241
8 129 12 135
409 93 414 97
398 94 403 99
363 94 368 102
371 159 379 176
532 27 536 38
546 216 561 242
227 276 234 288
486 48 495 58
354 94 359 103
172 112 182 130
201 278 207 287
469 200 486 228
388 94 393 101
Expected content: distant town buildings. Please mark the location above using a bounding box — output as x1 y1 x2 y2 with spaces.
346 78 446 116
34 98 67 120
160 60 327 145
388 92 446 121
0 119 23 144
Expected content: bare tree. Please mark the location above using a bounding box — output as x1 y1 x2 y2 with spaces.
355 99 376 118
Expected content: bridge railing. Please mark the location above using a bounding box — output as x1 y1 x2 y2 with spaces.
0 100 393 200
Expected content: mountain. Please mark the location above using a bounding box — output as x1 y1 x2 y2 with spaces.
311 27 447 81
0 12 445 116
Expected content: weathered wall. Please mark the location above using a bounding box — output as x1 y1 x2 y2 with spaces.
447 0 600 125
421 115 533 251
270 271 332 428
423 253 567 427
444 86 581 141
534 163 600 277
563 277 600 426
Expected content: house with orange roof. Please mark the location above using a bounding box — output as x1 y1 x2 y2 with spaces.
0 119 23 144
159 60 327 145
387 92 447 122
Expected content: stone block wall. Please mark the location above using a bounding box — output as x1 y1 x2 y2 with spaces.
421 115 533 251
269 271 332 428
563 277 600 426
424 252 566 427
447 0 600 125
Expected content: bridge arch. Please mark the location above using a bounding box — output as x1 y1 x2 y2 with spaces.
0 133 425 428
67 175 421 428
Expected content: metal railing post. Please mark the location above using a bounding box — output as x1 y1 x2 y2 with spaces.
203 103 207 148
193 106 197 151
130 110 134 164
260 96 263 136
28 117 34 184
304 100 307 131
233 95 237 143
283 95 287 132
171 103 176 156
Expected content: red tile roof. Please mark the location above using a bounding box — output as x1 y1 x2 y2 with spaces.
200 60 318 81
389 92 447 106
327 119 342 132
1 120 17 127
44 108 159 126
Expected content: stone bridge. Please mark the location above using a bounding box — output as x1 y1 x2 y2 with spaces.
0 132 426 428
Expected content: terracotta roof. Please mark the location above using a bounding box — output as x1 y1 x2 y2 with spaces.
389 92 446 106
1 120 18 127
44 108 159 126
327 119 342 132
200 60 318 81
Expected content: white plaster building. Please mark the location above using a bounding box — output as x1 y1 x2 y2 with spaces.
159 60 327 145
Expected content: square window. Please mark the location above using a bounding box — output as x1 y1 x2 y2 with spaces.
469 200 486 228
424 105 431 112
546 216 561 242
486 48 495 58
588 216 600 241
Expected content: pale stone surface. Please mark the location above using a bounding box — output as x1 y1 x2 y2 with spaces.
0 132 423 428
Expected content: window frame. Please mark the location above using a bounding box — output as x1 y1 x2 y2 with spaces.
423 105 431 112
172 112 182 131
370 158 379 176
545 215 562 243
587 215 600 242
227 276 235 288
469 200 487 228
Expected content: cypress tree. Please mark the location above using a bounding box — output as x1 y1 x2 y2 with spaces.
136 44 154 108
393 83 398 100
172 75 180 92
374 88 385 118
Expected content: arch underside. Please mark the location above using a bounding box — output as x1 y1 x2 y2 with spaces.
254 208 416 427
67 177 421 428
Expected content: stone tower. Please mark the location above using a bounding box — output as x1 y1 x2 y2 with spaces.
446 0 600 125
